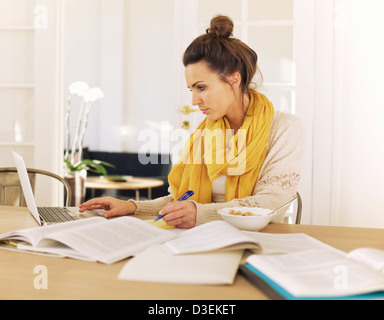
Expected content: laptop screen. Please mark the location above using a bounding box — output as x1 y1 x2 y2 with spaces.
12 151 42 225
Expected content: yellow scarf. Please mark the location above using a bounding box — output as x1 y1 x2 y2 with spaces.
168 90 274 203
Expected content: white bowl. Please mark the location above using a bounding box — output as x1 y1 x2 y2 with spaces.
217 207 275 231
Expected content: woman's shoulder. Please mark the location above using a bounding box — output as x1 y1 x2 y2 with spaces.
267 111 305 151
271 111 304 135
272 111 302 125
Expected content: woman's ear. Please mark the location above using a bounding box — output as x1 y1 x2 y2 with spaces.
227 72 242 88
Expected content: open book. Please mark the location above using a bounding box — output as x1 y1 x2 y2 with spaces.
241 247 384 299
163 220 340 255
118 222 341 285
0 217 343 267
164 220 262 254
0 219 266 265
0 216 177 264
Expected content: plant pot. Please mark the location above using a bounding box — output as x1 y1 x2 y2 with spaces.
64 169 87 207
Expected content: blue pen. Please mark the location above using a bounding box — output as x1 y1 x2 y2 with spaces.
154 190 194 222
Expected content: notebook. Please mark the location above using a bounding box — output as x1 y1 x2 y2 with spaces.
13 151 99 225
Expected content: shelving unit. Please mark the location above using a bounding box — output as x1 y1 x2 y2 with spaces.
0 84 34 88
0 25 35 31
0 10 35 166
1 1 66 206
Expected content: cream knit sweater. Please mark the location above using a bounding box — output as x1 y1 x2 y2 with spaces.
131 112 305 224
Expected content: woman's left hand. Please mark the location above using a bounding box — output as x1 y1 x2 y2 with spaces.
159 201 197 229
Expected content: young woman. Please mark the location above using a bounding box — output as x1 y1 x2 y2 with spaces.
79 15 305 229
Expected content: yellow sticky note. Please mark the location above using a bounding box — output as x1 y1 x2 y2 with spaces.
148 219 175 229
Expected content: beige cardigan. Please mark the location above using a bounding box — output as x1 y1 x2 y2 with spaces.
131 112 305 224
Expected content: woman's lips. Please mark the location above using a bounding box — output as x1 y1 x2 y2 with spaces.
200 109 208 115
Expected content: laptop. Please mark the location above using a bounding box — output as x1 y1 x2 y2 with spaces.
13 151 100 225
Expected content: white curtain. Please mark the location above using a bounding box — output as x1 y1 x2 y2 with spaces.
333 0 384 227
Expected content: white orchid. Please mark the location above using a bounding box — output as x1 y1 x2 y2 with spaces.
69 81 89 96
77 87 104 160
83 87 104 103
65 81 104 166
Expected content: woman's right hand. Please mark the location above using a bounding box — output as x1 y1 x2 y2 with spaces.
79 197 137 218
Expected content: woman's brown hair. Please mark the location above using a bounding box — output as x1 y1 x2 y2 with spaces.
183 15 261 94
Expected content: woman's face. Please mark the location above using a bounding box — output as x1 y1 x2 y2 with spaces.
185 61 240 122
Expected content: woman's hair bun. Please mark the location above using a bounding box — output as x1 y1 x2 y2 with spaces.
207 15 234 39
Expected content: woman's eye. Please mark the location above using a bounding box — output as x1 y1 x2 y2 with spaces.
188 85 205 92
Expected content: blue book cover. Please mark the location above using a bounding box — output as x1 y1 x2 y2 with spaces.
240 264 384 300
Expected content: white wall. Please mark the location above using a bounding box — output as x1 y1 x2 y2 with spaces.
64 0 174 154
64 0 101 150
64 0 124 152
122 0 176 153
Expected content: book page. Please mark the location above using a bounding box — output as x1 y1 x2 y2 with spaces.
247 249 384 297
242 231 342 254
45 217 178 264
165 221 261 254
17 240 96 261
0 217 104 246
348 248 384 273
118 244 243 285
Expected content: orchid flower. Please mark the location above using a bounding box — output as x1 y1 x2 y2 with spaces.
83 87 104 103
66 81 90 163
69 81 89 96
65 81 105 166
77 87 104 161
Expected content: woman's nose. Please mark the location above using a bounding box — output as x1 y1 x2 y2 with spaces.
192 92 202 107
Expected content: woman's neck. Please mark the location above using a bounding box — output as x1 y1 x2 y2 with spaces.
226 92 250 133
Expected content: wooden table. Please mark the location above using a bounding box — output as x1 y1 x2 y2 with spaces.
85 176 164 200
1 206 384 301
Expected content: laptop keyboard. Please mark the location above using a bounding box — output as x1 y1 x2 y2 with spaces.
38 207 79 223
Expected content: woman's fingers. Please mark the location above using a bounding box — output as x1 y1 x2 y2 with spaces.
79 198 112 212
161 201 197 229
79 197 137 218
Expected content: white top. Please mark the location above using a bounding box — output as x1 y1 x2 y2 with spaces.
211 175 226 203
